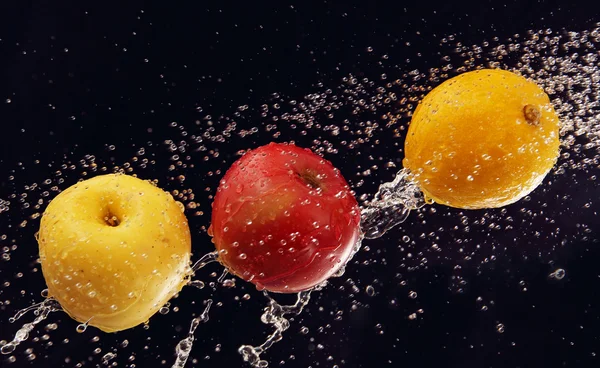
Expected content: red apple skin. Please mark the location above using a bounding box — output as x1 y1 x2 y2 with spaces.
209 142 361 293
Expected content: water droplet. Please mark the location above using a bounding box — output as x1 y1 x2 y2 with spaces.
365 285 375 296
496 323 505 333
549 268 566 280
76 324 87 333
1 342 16 354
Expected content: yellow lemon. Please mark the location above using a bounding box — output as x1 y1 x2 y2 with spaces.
403 69 560 209
38 174 191 332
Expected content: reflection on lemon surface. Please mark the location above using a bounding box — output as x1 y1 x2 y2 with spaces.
404 69 560 209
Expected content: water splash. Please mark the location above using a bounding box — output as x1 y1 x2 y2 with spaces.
101 352 117 365
171 299 213 368
188 280 205 290
217 269 229 283
239 290 312 368
190 251 219 272
549 268 566 280
75 316 94 333
360 168 426 239
1 298 61 355
0 198 9 214
170 251 218 368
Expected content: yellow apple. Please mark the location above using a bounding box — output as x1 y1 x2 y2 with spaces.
38 174 192 332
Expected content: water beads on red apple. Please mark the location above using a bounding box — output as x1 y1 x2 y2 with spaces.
209 142 362 293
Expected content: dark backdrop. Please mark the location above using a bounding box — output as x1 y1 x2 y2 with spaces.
1 1 599 368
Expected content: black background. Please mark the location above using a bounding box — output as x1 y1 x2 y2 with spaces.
1 1 600 368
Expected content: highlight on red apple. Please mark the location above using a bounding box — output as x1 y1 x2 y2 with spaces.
208 142 361 293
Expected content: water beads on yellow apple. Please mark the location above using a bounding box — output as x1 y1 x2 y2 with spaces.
38 174 192 332
403 69 561 209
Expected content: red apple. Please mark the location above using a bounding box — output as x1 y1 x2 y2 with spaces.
209 142 361 293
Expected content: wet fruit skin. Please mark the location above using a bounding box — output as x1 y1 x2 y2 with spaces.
38 174 191 332
403 69 560 209
209 142 361 293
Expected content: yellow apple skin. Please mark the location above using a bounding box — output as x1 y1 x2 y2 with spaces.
38 174 191 332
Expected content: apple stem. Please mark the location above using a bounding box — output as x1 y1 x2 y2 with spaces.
105 213 120 227
297 169 322 190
